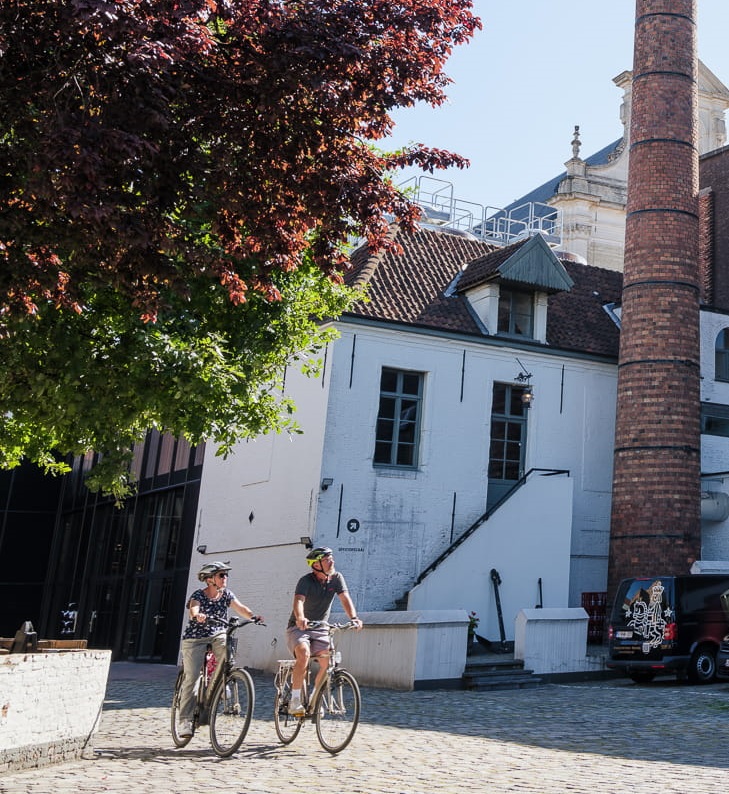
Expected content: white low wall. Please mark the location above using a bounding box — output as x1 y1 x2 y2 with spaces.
318 610 468 691
0 650 112 772
514 608 604 675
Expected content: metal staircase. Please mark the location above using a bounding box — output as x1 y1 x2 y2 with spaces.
392 468 570 610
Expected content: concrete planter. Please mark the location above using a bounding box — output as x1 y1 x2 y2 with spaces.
514 607 605 677
331 610 468 690
0 650 112 772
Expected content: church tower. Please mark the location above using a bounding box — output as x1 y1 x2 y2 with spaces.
608 0 702 596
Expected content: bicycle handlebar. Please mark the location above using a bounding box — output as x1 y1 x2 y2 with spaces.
306 619 359 631
206 615 266 629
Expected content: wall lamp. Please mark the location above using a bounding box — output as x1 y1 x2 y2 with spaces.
196 544 207 554
300 536 313 548
321 477 334 491
515 357 534 408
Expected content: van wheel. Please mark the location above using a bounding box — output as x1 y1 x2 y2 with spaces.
629 671 656 684
687 645 716 683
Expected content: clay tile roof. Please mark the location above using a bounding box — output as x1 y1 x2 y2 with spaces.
547 261 622 356
344 226 622 358
345 225 496 334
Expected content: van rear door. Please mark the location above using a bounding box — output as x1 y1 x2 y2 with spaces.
609 577 676 661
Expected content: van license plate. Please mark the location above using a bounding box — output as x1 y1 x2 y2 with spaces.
615 631 632 639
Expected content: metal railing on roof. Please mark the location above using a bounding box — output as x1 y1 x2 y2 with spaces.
399 175 562 247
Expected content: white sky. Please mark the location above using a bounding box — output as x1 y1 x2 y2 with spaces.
386 0 729 210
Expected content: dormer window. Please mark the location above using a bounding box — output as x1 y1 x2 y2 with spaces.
457 234 573 343
498 288 534 337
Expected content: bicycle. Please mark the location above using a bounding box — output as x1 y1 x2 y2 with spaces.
273 620 361 754
171 616 264 757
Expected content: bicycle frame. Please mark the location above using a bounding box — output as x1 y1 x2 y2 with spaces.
194 619 240 720
308 623 345 703
276 621 346 712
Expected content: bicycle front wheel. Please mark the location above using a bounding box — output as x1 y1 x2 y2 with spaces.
170 669 192 748
314 669 361 754
209 668 254 757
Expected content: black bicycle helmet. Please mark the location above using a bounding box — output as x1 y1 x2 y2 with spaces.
306 547 333 566
197 560 231 582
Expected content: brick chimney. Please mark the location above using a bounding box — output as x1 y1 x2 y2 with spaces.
608 0 702 597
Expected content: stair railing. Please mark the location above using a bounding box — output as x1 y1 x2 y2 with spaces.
412 468 570 586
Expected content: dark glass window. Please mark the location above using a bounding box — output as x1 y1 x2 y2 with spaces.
701 402 729 437
374 367 424 468
488 383 528 481
497 288 534 337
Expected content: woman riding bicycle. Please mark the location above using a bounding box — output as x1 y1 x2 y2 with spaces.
178 560 262 738
286 547 362 716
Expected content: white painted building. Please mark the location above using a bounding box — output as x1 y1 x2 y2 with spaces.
186 64 729 675
191 230 626 668
699 310 729 561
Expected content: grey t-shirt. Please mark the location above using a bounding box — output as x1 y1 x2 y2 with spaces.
287 571 348 627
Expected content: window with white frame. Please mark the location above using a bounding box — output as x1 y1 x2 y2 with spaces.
715 329 729 382
497 287 534 337
374 367 424 467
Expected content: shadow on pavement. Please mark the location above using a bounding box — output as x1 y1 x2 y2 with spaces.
102 663 729 770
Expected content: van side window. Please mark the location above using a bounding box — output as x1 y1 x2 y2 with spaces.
679 577 729 616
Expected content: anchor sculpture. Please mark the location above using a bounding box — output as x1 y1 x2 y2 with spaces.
490 568 510 653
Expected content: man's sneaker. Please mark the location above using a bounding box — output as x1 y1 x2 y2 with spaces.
288 699 305 717
178 720 193 738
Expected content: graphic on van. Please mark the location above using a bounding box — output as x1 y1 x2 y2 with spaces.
622 579 673 648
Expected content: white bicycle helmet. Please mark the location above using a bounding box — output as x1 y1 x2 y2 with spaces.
197 561 231 582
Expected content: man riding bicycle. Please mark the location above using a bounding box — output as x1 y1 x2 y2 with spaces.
178 561 262 738
286 547 362 716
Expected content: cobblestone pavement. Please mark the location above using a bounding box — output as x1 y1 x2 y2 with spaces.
3 663 729 794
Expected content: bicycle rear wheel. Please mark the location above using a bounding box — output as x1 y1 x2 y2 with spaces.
209 668 254 757
314 669 360 754
273 682 303 744
170 669 192 748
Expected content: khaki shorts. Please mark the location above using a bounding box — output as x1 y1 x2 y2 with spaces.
286 625 330 657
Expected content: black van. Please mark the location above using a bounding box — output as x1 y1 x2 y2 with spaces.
607 574 729 683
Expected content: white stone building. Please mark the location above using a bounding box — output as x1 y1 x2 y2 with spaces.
188 64 729 674
192 229 626 670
